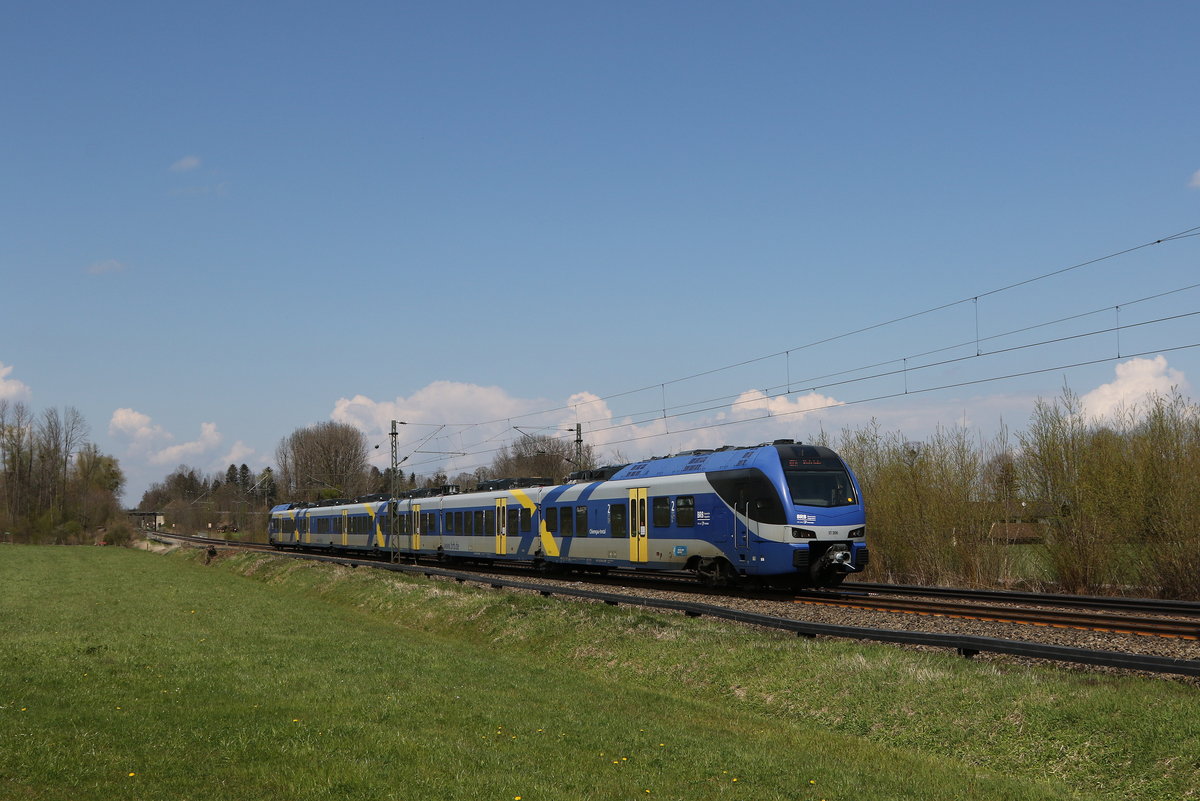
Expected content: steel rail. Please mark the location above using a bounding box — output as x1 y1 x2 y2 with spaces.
795 595 1200 639
351 558 1200 676
152 534 1200 676
847 581 1200 616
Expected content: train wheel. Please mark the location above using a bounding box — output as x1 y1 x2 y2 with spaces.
696 557 733 587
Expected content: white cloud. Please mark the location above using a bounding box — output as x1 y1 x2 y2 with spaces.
1080 356 1188 422
729 389 843 421
331 381 854 475
149 422 222 465
333 381 543 434
221 441 257 466
88 258 125 275
1190 169 1200 189
333 382 550 472
169 155 201 172
0 362 32 402
109 408 222 465
109 408 170 443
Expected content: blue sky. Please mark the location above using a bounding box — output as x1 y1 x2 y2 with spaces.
3 1 1198 503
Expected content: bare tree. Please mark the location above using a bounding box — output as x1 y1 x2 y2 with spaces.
33 407 89 517
1 403 122 542
275 421 370 501
489 432 596 481
0 401 34 524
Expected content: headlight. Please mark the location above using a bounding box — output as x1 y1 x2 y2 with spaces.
791 528 816 539
848 527 865 538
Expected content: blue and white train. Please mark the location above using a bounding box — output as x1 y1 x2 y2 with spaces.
268 440 868 588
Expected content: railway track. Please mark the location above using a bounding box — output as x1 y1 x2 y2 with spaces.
149 532 1200 677
846 580 1200 616
795 592 1200 640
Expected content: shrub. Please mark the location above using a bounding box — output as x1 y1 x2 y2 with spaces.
104 522 135 547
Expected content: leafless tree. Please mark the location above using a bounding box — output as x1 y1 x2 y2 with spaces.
489 432 596 481
275 421 370 501
35 406 89 516
0 401 35 524
1 403 122 542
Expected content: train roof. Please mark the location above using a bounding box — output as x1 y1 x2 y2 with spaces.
608 441 841 481
270 442 847 508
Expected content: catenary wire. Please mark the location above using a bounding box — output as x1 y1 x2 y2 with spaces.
384 227 1199 473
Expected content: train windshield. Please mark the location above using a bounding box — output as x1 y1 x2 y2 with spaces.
785 469 857 508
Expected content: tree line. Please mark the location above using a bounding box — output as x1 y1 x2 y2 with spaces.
834 388 1200 599
0 401 127 544
141 421 599 539
139 389 1200 598
9 383 1190 599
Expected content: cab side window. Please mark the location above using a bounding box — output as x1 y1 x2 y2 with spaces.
676 496 696 527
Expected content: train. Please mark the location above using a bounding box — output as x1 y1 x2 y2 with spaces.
267 439 867 588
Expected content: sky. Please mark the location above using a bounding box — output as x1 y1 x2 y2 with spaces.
2 1 1198 504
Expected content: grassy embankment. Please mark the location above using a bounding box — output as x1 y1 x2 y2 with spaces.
1 545 1197 800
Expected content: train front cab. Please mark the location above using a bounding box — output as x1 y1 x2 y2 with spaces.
776 447 867 586
693 446 867 587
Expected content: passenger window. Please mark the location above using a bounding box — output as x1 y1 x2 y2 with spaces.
676 496 696 527
560 506 573 536
520 507 532 533
545 507 558 532
610 503 628 537
652 496 671 528
576 506 588 536
474 510 485 534
507 507 519 534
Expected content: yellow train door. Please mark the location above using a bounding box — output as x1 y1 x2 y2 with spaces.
494 497 507 555
629 488 648 563
411 504 422 551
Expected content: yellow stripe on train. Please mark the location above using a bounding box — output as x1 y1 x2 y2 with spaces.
510 489 560 558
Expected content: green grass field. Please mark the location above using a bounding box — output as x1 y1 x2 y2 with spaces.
1 545 1196 800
